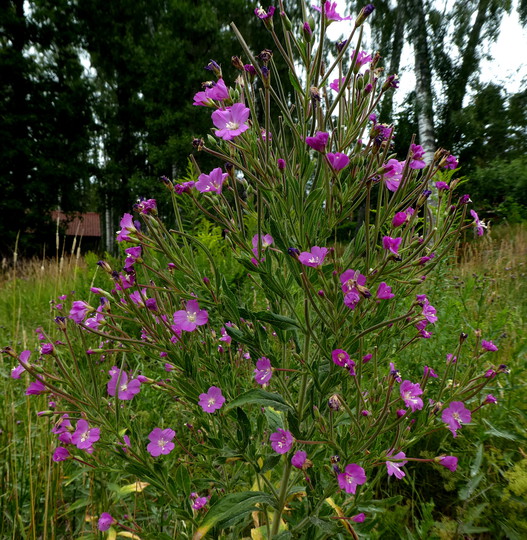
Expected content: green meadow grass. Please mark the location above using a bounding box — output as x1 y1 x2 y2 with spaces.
1 225 526 539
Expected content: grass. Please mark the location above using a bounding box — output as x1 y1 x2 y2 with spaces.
1 224 527 539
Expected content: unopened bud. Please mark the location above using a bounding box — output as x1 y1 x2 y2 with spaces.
355 4 375 27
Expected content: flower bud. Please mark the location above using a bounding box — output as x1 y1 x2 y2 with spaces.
355 4 375 27
280 10 293 31
302 22 313 42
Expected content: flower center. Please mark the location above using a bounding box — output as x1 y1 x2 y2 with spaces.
120 383 128 392
208 397 216 406
226 121 240 130
158 437 167 448
187 312 197 322
80 431 89 442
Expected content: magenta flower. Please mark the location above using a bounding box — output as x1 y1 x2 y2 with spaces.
352 513 366 523
98 513 115 532
52 446 70 462
12 350 31 379
423 365 438 378
421 299 438 324
147 427 175 457
386 452 408 479
107 371 141 401
254 357 272 385
195 167 228 194
291 450 307 469
69 300 92 324
298 246 329 267
134 198 157 214
382 236 402 256
72 419 100 450
326 152 350 171
270 428 294 454
351 49 372 71
129 288 148 307
193 79 229 106
435 181 450 191
277 158 286 170
251 233 274 260
442 401 471 437
329 77 346 92
116 213 138 242
470 209 487 236
400 380 424 412
26 380 46 395
439 455 458 472
190 492 209 510
383 159 404 191
173 299 209 332
305 131 329 152
337 463 367 494
198 386 225 413
481 339 498 351
254 6 275 19
409 144 426 169
484 394 498 404
211 103 250 140
312 2 352 22
444 154 458 169
376 282 395 300
332 349 350 367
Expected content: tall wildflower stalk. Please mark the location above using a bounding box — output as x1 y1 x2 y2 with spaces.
6 2 504 538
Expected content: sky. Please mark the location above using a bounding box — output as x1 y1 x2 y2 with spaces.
323 0 527 106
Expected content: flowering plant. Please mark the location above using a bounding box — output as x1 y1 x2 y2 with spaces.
6 2 505 538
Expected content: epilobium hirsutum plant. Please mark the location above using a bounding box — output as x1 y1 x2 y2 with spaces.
7 2 505 538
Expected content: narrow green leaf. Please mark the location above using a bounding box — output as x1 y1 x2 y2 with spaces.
193 491 275 539
225 389 293 413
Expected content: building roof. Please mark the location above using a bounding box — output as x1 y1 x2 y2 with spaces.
51 211 102 237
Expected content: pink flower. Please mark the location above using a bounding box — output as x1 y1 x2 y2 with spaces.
270 429 294 454
107 371 141 401
329 77 346 92
254 6 275 19
251 233 274 260
352 513 366 523
72 419 100 450
376 282 394 300
147 427 175 456
332 349 350 367
484 394 498 404
298 246 329 267
254 357 272 385
98 513 115 531
439 455 458 472
195 167 228 194
421 299 438 324
444 154 458 169
69 300 91 324
409 144 426 169
26 379 46 395
193 79 229 106
12 349 31 379
337 463 367 494
400 380 424 412
305 131 329 152
470 209 487 236
383 159 404 191
442 401 471 437
326 152 350 171
312 2 352 22
211 103 250 140
116 213 138 242
481 339 498 351
173 299 209 332
382 236 402 256
198 386 225 413
291 450 307 469
190 492 209 510
351 49 372 71
52 446 70 462
386 451 408 479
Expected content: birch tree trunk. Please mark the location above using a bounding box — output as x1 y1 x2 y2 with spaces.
409 0 436 163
